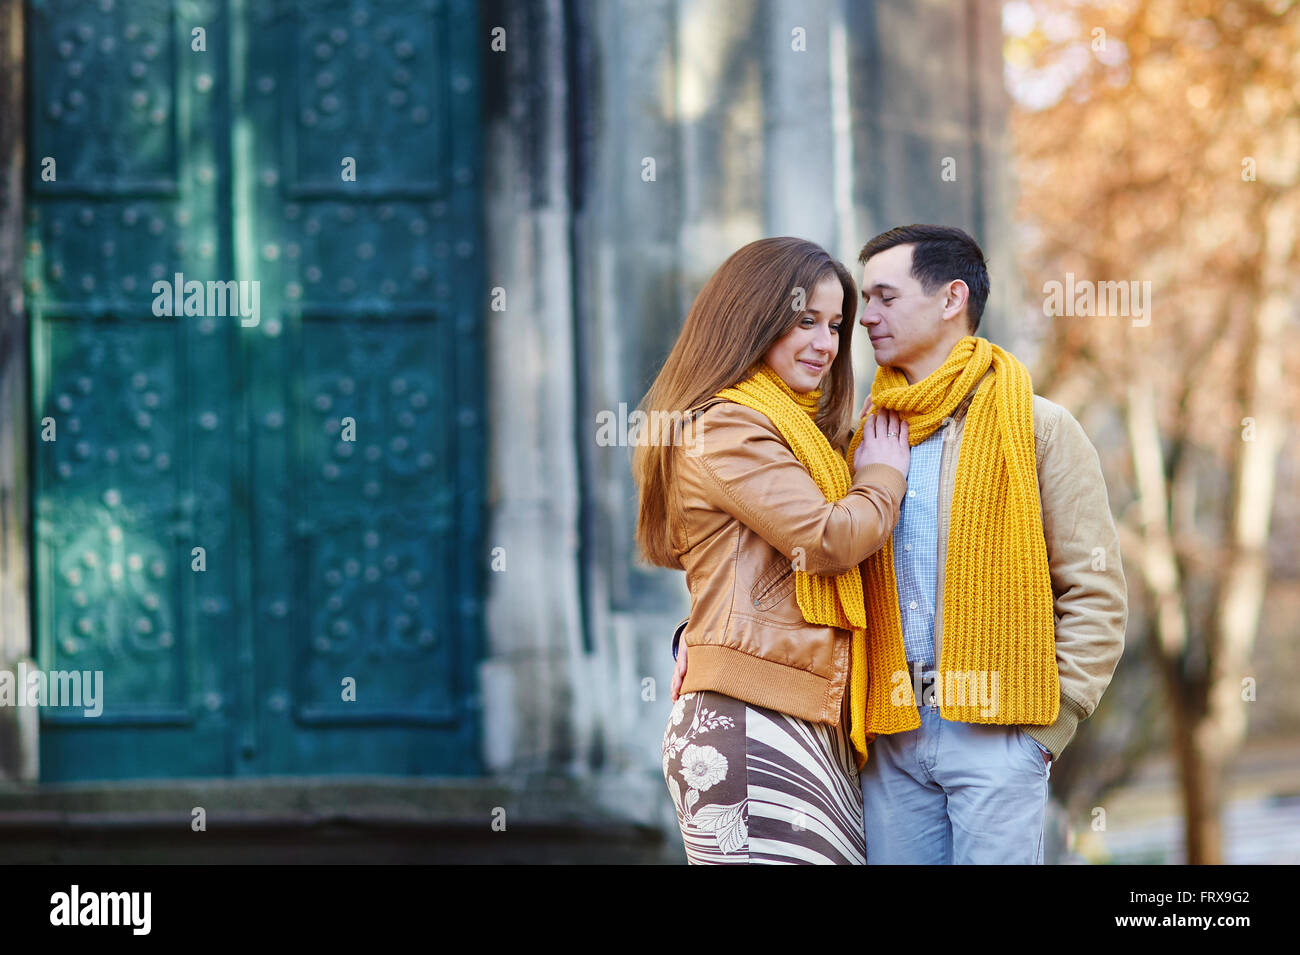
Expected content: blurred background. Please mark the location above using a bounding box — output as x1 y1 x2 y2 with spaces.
0 0 1294 863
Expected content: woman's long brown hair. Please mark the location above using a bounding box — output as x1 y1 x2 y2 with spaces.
633 237 858 570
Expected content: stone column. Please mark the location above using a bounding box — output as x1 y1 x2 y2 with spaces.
479 0 588 775
0 0 37 783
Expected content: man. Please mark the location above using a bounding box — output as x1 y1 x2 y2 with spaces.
673 224 1127 864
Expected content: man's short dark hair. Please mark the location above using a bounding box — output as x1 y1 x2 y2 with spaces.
857 224 990 334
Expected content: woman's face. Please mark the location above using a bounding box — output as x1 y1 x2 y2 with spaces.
762 274 844 393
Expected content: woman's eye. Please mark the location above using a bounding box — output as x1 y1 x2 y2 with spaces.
831 323 841 332
882 297 895 305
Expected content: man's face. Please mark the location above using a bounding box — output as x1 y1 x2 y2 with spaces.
858 244 951 371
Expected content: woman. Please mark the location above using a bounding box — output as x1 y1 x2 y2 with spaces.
633 237 910 864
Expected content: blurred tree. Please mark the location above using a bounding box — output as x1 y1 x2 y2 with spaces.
1007 0 1299 863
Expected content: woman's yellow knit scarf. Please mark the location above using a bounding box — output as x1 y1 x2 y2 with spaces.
715 362 875 769
845 336 1058 734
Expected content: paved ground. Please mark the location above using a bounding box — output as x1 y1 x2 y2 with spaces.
3 736 1295 863
1072 734 1300 864
0 775 684 864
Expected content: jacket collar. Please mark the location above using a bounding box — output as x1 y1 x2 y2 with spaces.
944 367 994 425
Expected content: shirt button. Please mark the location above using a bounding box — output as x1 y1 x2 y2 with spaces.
909 601 918 610
904 544 912 551
907 489 915 498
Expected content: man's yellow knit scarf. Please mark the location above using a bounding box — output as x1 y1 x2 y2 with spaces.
845 336 1058 733
715 362 875 769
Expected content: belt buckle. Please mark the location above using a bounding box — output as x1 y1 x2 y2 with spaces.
914 664 938 709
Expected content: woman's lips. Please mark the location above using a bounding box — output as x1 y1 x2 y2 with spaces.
798 360 824 372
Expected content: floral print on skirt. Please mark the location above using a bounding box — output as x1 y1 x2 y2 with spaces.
662 690 867 864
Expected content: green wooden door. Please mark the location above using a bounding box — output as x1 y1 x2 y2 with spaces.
25 0 484 781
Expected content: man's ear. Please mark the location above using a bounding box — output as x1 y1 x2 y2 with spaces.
942 279 970 323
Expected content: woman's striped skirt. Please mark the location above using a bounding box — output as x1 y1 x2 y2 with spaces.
661 689 867 864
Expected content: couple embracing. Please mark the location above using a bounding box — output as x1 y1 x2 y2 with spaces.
633 225 1127 865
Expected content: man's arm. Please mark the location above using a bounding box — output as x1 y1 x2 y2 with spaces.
1023 401 1128 760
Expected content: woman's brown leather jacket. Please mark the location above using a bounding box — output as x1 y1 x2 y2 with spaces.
670 396 907 725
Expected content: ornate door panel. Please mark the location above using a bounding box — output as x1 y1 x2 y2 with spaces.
25 0 484 780
237 0 484 776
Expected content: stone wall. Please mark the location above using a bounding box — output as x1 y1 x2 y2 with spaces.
478 0 1014 806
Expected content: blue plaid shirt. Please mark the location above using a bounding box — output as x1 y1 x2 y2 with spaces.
894 424 946 668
